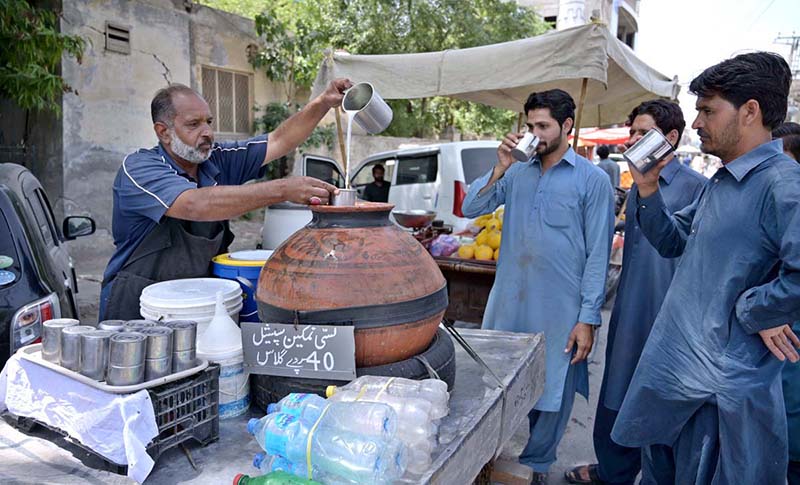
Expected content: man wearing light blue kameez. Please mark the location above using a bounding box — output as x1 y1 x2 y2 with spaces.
462 89 614 484
568 100 706 485
611 52 800 484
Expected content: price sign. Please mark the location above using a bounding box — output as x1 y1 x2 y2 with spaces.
241 322 356 380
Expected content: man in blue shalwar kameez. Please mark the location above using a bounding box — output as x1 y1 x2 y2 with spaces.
774 123 800 485
611 52 800 484
567 101 706 485
462 89 614 484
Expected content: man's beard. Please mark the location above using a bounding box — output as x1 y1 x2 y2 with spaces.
537 136 562 157
169 129 211 164
699 117 739 162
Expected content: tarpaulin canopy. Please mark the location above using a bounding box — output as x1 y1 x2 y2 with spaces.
312 23 679 128
569 126 631 146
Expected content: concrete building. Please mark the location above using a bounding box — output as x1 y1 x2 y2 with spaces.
0 0 283 236
519 0 640 49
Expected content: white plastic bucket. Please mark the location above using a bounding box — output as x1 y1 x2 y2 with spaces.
207 352 250 419
139 278 243 336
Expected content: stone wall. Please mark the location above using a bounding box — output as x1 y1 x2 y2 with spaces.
59 0 283 246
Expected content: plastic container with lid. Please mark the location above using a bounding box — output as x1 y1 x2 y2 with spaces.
139 278 242 336
212 250 273 322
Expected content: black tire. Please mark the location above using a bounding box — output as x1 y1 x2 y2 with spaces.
251 328 455 410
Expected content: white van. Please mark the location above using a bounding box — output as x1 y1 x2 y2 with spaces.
261 140 500 250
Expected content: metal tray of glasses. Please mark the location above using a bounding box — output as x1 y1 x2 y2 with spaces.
16 343 209 394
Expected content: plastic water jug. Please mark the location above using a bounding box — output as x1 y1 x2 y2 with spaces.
327 376 449 419
267 393 397 440
247 413 405 483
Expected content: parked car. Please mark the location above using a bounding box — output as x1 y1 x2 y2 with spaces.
0 163 96 366
261 141 500 249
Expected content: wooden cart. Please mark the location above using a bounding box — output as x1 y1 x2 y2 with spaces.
434 256 496 324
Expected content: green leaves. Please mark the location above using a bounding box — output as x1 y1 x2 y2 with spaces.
205 0 550 138
0 0 85 114
253 101 335 179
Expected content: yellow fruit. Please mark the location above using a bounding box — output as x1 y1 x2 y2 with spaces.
493 248 500 260
458 244 475 259
475 229 489 246
494 207 505 220
487 230 502 250
474 214 492 228
475 245 494 261
485 218 501 232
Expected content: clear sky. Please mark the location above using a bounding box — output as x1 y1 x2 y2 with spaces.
635 0 799 141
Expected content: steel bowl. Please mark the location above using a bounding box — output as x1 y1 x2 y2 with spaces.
79 330 114 381
145 356 173 381
98 320 126 332
107 364 145 386
59 325 95 371
109 332 147 367
140 326 174 359
172 348 197 372
42 319 79 362
163 320 197 351
123 320 158 332
392 209 437 229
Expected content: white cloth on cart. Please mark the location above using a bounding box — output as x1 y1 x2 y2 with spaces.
0 354 159 483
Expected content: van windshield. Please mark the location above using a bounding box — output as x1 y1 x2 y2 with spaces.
461 148 497 184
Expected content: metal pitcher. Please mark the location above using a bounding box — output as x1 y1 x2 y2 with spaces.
342 82 393 135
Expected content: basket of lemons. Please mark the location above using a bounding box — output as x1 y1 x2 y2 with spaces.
456 207 504 263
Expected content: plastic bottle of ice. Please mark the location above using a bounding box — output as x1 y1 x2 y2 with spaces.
327 389 437 442
324 389 436 474
267 393 328 417
326 376 449 419
267 393 397 440
233 471 321 485
253 453 293 474
247 413 406 483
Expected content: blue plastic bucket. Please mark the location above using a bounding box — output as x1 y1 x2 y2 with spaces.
212 250 272 322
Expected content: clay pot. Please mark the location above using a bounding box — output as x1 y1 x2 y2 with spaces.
257 202 448 367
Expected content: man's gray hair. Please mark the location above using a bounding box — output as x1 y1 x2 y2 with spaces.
150 84 201 125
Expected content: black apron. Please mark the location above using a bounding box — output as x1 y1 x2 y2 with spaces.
102 217 234 320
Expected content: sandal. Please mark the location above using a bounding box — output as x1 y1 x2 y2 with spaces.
565 464 604 484
531 471 548 485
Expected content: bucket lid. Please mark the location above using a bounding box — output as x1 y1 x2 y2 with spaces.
140 278 241 309
213 250 273 267
230 250 273 261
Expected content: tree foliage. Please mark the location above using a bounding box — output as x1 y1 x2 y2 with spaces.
201 0 550 138
253 101 335 179
0 0 84 113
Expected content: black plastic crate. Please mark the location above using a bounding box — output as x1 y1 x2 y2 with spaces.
8 363 220 475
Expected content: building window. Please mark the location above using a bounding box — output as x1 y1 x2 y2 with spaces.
544 16 558 28
201 66 252 135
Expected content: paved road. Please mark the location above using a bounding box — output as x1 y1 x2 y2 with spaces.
66 218 610 484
